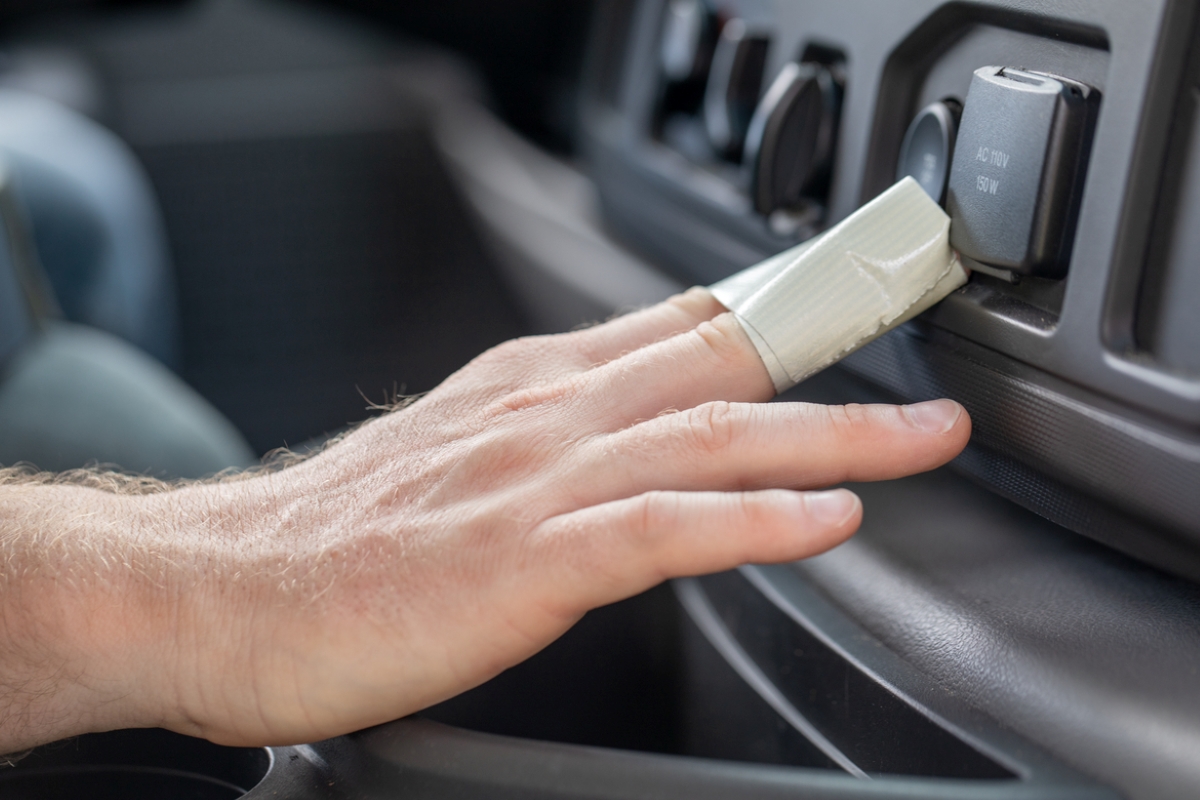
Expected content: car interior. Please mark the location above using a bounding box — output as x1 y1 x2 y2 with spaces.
0 1 1197 799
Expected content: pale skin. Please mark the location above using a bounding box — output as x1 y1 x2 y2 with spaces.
0 288 970 754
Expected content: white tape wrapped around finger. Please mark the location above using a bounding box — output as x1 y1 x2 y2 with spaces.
709 177 968 393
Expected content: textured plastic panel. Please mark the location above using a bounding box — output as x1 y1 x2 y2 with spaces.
838 326 1200 579
758 371 1200 799
684 574 1014 779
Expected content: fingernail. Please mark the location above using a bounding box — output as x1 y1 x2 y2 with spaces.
903 399 962 434
805 490 859 527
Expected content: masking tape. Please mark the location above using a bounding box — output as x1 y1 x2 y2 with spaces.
709 176 968 393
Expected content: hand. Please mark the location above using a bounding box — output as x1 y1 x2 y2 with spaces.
1 289 970 750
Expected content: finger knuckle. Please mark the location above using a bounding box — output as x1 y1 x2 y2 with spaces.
818 402 877 441
638 490 682 537
668 286 722 316
683 401 738 455
449 428 551 489
489 377 581 416
737 491 774 528
692 313 749 369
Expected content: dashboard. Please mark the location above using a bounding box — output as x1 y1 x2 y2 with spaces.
583 0 1200 582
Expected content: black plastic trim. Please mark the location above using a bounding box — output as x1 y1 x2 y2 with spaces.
683 574 1016 780
837 324 1200 581
347 714 1112 800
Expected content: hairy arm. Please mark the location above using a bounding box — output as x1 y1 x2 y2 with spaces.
1 482 172 749
0 289 970 752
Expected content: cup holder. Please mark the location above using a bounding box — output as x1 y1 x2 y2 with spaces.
0 728 271 800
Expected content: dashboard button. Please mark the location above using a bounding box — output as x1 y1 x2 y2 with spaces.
946 66 1099 278
660 0 711 82
745 61 839 215
897 101 959 205
703 19 769 160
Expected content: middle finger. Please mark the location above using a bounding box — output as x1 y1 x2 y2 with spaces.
559 398 969 506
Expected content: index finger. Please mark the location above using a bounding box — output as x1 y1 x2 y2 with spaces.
444 288 727 399
560 287 727 368
565 310 774 430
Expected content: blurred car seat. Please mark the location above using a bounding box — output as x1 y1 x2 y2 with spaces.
0 86 180 367
0 139 254 478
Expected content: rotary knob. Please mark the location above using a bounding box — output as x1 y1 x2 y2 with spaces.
744 61 840 215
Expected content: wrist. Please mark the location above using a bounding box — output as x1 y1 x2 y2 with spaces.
0 485 164 751
131 468 324 745
0 472 289 751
